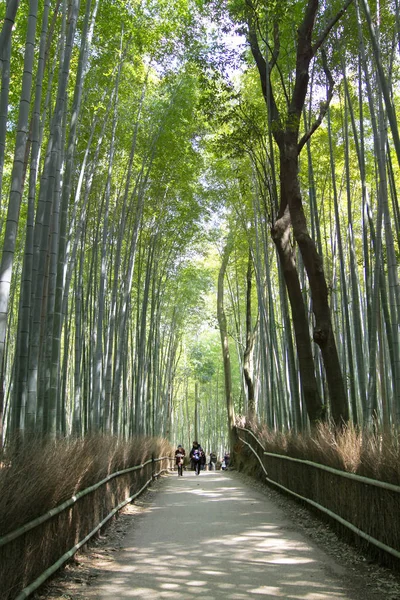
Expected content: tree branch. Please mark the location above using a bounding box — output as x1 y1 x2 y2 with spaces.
245 2 283 142
312 0 355 56
290 0 319 121
298 48 334 153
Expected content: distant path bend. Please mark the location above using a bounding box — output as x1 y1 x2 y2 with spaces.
83 470 380 600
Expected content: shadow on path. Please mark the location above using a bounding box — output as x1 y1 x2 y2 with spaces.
83 471 369 599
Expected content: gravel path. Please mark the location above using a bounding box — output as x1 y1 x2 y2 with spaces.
34 470 400 600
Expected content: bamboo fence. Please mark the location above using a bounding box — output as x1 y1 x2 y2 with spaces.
236 426 400 562
0 455 173 600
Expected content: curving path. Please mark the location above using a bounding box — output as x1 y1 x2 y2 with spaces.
83 470 379 600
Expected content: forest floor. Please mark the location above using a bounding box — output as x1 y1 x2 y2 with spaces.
33 469 400 600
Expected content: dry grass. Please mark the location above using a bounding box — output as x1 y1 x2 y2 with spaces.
242 419 400 486
236 420 400 565
0 434 172 537
0 434 173 600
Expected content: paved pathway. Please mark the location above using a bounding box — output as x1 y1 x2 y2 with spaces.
84 470 372 599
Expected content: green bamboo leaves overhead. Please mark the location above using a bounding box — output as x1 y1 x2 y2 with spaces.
203 0 400 435
1 0 400 450
0 0 211 443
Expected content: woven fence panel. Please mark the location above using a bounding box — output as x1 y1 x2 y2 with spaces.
236 427 400 557
0 457 169 600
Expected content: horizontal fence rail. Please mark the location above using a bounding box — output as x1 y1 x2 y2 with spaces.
236 426 400 562
1 454 174 600
0 458 155 547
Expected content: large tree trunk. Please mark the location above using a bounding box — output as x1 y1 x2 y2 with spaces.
0 13 11 203
50 0 98 433
134 236 154 434
246 0 353 425
280 138 349 423
271 205 324 424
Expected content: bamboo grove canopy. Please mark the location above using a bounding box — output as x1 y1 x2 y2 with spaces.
0 0 399 449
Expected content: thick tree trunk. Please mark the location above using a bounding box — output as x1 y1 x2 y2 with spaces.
271 205 324 424
134 237 154 434
280 139 349 424
50 0 98 431
246 0 353 426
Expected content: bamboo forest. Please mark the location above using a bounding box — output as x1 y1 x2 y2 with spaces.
0 0 400 455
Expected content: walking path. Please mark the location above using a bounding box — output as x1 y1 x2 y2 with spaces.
83 470 379 600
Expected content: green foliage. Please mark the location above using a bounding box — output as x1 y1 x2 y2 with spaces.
190 342 216 382
2 0 400 445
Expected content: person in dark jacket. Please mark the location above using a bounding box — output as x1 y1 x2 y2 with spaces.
190 441 204 475
175 444 186 476
209 451 217 471
222 452 230 470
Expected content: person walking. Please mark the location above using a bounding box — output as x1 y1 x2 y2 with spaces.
175 444 186 476
190 441 204 475
209 451 217 471
223 451 230 470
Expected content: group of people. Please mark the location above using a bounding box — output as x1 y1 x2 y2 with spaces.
174 442 230 476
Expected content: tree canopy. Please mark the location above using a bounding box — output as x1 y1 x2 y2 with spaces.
0 0 400 453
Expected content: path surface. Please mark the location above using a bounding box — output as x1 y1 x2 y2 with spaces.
83 470 377 600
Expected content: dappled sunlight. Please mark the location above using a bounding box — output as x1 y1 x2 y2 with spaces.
84 472 358 599
185 580 209 587
189 489 227 498
201 569 225 576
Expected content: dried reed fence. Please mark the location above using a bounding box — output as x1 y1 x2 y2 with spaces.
0 439 173 600
236 426 400 564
